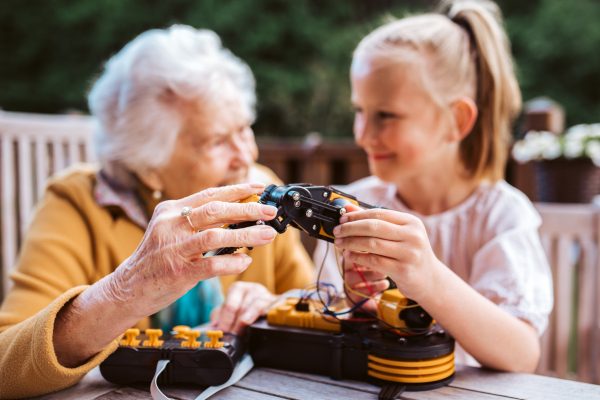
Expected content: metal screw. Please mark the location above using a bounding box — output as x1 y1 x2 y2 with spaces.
291 192 300 201
256 220 265 225
339 207 346 216
323 192 328 198
306 209 313 217
313 225 317 231
294 201 301 208
398 337 407 345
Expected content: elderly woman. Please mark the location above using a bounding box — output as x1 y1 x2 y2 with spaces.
0 25 313 399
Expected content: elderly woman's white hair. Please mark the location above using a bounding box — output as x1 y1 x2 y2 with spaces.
88 24 256 178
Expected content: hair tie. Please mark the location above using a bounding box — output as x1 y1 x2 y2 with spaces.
450 16 477 58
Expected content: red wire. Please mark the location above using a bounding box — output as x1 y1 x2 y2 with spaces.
353 263 376 298
344 318 377 322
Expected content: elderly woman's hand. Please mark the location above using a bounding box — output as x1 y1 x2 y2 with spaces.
53 183 277 367
209 282 276 335
100 183 278 320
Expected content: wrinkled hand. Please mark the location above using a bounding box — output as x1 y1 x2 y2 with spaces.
210 282 275 335
100 183 278 321
333 204 440 302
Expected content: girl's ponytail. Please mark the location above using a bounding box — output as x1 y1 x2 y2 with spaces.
444 0 522 180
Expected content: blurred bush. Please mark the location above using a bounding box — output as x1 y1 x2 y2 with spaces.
1 0 599 137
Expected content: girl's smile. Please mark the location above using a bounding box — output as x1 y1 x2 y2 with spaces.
369 152 396 161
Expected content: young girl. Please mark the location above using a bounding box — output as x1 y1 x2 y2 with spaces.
315 0 552 373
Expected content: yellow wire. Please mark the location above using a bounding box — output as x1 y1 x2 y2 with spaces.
333 245 422 309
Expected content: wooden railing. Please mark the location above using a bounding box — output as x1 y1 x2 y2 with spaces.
1 111 599 383
535 203 600 383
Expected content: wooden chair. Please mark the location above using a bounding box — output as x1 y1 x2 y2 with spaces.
0 111 96 299
534 203 600 383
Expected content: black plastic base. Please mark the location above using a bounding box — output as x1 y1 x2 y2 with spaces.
100 332 245 386
369 373 455 392
248 318 455 392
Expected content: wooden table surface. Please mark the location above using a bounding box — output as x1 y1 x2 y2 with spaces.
30 364 600 400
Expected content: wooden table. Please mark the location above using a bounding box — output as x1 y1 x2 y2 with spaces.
31 364 600 400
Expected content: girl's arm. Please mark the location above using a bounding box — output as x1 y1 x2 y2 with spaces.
332 207 540 373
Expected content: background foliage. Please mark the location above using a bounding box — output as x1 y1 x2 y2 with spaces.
1 0 599 138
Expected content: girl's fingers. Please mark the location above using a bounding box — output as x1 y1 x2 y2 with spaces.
189 201 277 230
339 208 416 226
351 279 390 294
334 236 400 258
177 183 266 209
333 219 407 241
344 270 388 286
180 225 277 257
342 250 399 276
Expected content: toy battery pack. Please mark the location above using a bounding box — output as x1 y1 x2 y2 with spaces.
248 319 455 391
100 330 245 386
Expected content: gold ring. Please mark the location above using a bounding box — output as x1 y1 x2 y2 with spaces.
181 206 201 233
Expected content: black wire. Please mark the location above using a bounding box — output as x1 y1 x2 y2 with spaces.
313 244 435 336
341 258 437 336
315 242 329 310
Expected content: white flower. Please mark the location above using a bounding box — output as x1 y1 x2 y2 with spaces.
542 139 561 159
590 124 600 138
564 139 584 158
512 140 536 163
586 140 600 166
566 124 590 140
513 131 562 163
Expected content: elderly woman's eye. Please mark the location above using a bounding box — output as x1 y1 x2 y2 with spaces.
378 111 396 119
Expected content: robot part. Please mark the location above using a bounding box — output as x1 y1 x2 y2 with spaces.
213 184 382 256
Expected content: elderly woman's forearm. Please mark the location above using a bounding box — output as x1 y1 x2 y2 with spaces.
52 277 138 368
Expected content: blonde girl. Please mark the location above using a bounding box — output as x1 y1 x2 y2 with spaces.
315 0 553 372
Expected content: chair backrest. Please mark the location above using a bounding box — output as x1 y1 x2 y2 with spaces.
0 111 96 299
534 203 600 383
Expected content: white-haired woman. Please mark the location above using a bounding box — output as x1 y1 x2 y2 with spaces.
0 25 313 399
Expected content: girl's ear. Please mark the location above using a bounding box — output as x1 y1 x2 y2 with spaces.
449 97 478 142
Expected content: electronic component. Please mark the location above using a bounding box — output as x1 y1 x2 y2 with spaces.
213 184 382 255
248 318 455 395
377 289 434 335
267 298 341 332
100 328 245 386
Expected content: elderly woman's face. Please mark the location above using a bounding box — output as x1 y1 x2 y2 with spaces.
156 93 258 200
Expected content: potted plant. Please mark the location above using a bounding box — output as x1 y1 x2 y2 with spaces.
512 125 600 203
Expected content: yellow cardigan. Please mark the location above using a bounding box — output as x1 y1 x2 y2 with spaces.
0 164 313 399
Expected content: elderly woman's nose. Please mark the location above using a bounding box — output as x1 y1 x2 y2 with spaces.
231 138 255 166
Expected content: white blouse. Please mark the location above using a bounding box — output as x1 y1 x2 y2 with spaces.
313 176 554 366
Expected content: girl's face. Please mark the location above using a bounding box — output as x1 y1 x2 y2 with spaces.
351 56 456 184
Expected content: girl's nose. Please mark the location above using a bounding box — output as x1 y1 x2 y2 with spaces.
354 116 374 148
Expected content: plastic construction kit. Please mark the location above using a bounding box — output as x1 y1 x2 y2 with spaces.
100 327 245 387
102 184 456 400
214 184 457 399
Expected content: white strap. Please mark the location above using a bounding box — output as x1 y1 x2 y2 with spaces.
150 355 254 400
151 360 173 400
194 355 254 400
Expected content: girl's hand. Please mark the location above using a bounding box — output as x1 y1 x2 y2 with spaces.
209 282 275 335
98 183 279 322
332 205 440 302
